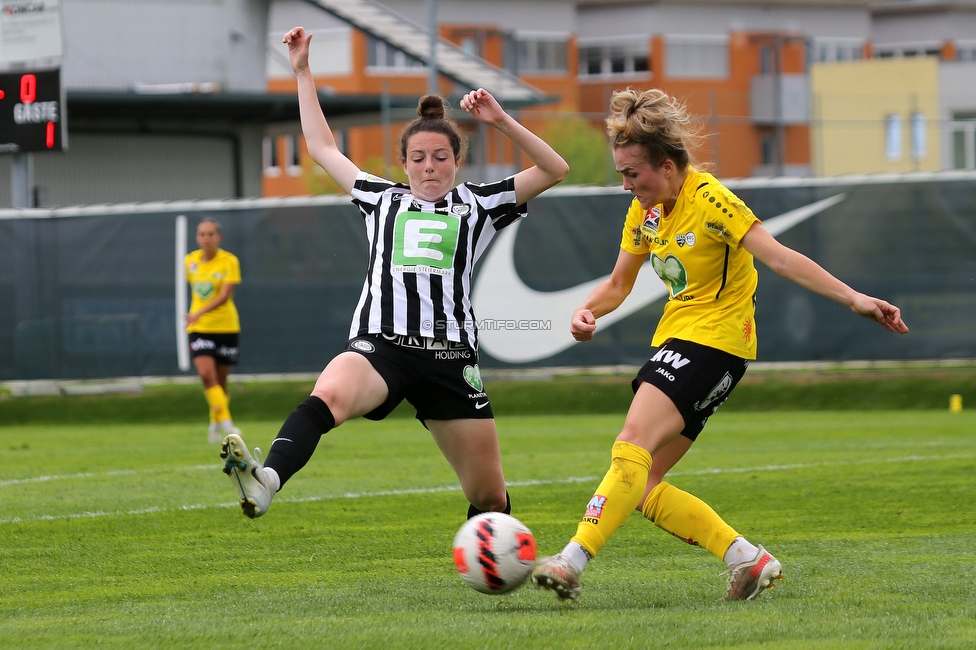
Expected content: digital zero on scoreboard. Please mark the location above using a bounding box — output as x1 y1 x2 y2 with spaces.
0 68 65 153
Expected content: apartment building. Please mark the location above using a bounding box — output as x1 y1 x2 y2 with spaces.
262 0 976 195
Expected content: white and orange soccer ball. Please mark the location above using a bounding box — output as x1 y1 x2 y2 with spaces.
452 512 537 595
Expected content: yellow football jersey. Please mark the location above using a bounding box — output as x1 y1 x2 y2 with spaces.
620 168 760 359
185 248 241 334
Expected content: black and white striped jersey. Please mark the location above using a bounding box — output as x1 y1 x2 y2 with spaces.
348 170 526 349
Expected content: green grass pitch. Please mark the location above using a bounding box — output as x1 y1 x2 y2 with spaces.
2 410 975 648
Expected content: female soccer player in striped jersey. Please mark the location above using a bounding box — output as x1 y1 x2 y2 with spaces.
220 27 568 520
531 88 908 602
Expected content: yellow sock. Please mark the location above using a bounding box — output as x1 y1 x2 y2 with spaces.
641 481 740 559
203 385 231 424
570 441 652 558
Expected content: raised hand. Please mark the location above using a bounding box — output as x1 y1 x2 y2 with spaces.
460 88 505 125
283 26 312 75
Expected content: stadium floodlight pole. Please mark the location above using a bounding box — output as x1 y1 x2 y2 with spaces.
427 0 438 94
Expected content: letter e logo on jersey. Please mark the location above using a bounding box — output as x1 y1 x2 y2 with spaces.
393 211 460 271
584 495 607 519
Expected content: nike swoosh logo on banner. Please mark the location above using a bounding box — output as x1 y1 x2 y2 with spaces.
472 193 846 363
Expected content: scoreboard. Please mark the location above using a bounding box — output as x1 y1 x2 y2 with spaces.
0 68 66 153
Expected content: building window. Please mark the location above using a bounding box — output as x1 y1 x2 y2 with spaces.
873 43 941 59
760 134 775 166
367 35 426 71
665 36 728 79
263 136 281 177
808 38 865 64
885 114 902 161
956 42 976 61
910 113 926 161
514 34 568 73
579 41 650 78
283 135 302 176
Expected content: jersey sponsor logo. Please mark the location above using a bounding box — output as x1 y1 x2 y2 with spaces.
349 339 375 353
216 345 238 359
474 400 490 409
462 364 484 391
705 221 733 239
650 253 688 296
434 349 471 360
473 194 846 363
189 338 216 351
392 211 460 276
193 280 215 300
695 371 733 412
655 367 676 382
651 347 692 370
584 495 607 519
675 232 696 247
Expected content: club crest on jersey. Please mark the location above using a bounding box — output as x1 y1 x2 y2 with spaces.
188 262 198 273
451 204 472 217
584 495 607 519
675 232 696 248
410 200 422 211
641 207 661 235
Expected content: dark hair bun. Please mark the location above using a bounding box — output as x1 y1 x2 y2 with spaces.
417 94 446 120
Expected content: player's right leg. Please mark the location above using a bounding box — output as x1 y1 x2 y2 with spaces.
220 346 390 518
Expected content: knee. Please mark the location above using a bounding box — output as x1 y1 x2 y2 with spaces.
310 387 347 425
471 486 509 513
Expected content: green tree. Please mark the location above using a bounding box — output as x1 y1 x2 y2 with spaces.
302 155 408 195
542 114 616 186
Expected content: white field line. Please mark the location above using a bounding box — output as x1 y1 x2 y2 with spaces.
0 453 972 526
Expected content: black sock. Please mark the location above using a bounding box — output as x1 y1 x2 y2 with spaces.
264 396 335 489
466 491 512 520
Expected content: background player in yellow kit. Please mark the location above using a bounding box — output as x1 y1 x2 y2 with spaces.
532 88 909 602
185 217 242 443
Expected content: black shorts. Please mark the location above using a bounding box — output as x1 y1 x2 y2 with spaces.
188 332 240 365
345 334 493 424
632 339 748 441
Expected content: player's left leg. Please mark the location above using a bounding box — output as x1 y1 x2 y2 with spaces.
427 418 509 516
533 383 682 601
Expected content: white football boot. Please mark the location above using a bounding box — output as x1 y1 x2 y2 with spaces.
723 545 783 600
220 433 272 518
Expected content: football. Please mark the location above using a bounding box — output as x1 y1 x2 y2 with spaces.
452 512 537 595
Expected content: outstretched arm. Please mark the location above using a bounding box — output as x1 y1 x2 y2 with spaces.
741 221 908 334
284 27 360 193
459 89 569 204
571 250 646 342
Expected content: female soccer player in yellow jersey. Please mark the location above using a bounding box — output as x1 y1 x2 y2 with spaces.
185 217 242 443
531 88 909 602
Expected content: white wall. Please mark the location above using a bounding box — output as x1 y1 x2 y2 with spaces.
577 2 870 41
62 0 270 91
